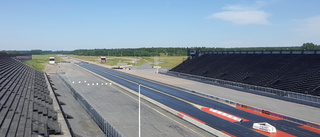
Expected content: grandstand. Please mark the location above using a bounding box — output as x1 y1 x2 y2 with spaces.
171 50 320 96
0 53 61 136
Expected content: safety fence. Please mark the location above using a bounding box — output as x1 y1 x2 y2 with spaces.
56 73 123 137
167 71 320 129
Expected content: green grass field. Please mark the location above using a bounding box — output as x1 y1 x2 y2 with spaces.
67 55 99 62
105 58 131 66
68 55 133 66
70 55 185 68
141 56 185 67
127 57 149 66
24 55 67 72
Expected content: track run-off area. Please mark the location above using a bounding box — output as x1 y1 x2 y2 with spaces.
76 62 320 137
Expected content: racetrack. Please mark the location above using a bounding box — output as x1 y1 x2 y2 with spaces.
75 62 320 137
58 63 215 137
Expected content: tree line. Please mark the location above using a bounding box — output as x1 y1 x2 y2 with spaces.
1 50 72 55
73 43 320 56
73 47 188 56
2 43 319 56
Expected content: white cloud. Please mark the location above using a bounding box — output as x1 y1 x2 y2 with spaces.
211 10 269 25
209 1 271 25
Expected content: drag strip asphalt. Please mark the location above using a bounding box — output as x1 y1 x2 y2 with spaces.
77 62 320 137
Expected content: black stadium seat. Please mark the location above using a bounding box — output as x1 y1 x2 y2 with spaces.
0 53 61 136
171 52 320 96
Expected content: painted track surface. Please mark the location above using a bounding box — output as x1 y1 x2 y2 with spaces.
77 62 320 137
58 63 216 137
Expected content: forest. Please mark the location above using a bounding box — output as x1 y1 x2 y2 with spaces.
72 43 320 56
2 43 320 57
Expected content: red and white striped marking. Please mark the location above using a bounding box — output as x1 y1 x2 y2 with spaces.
201 107 248 122
209 108 243 122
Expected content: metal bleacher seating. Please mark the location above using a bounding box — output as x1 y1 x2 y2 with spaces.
171 53 320 96
0 53 61 137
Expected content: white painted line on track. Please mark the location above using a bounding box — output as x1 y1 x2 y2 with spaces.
209 108 243 122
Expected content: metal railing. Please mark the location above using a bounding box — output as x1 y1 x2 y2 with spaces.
202 50 320 55
167 71 320 105
56 73 123 137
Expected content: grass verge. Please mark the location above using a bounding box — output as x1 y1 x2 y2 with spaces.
24 55 67 72
69 55 185 68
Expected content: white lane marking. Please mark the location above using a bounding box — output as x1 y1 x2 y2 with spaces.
209 108 243 122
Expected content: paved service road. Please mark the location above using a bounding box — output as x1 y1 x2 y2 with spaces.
48 75 105 137
76 62 320 137
59 63 214 137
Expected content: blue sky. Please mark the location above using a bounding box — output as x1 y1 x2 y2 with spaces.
1 0 320 50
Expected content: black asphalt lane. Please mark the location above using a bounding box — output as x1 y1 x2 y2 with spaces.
77 62 319 137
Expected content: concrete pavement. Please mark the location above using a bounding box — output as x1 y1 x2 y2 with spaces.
59 63 215 137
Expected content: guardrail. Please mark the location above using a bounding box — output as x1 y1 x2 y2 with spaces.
166 71 320 129
167 71 320 105
56 73 123 137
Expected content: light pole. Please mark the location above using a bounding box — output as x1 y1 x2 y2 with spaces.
139 84 141 137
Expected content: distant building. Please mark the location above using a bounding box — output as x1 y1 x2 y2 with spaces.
101 56 106 63
49 57 55 64
8 54 32 62
187 49 201 59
